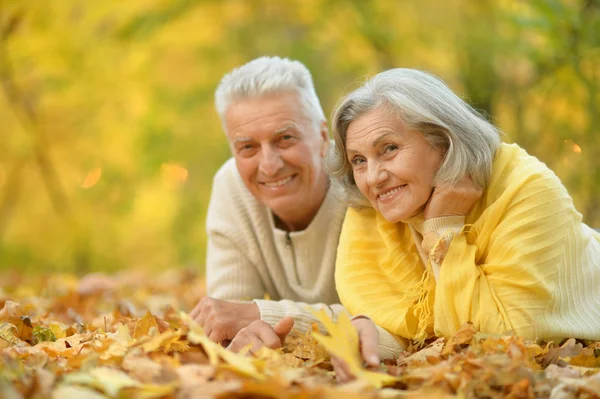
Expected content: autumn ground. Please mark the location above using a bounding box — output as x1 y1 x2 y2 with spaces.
1 269 599 398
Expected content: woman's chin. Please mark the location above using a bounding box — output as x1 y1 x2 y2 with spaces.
379 204 425 224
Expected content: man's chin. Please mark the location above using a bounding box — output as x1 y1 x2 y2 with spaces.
261 195 301 214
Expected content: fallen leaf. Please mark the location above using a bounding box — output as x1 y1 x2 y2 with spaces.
133 311 160 339
312 310 399 388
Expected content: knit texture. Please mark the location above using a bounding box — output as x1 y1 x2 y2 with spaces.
206 158 348 334
336 143 600 359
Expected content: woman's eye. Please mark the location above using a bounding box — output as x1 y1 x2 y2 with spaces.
350 157 365 166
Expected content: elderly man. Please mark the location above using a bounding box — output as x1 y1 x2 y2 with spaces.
190 56 347 352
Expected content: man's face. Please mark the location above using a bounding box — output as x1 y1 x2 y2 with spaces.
224 92 328 223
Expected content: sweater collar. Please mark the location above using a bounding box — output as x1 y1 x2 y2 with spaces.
268 180 342 238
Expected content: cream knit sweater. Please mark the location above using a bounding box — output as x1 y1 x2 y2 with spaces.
205 158 348 335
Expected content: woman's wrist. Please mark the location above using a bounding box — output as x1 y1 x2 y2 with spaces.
421 216 465 264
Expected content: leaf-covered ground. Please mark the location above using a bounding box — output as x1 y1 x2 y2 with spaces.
1 269 599 399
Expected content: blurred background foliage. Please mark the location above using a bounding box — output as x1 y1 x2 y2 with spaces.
0 0 598 273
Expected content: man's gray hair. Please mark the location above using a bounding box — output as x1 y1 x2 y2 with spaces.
328 68 501 207
215 56 325 131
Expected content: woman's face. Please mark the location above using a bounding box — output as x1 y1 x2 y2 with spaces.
345 106 444 223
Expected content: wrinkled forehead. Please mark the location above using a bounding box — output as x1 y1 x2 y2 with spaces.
224 93 319 142
345 106 405 145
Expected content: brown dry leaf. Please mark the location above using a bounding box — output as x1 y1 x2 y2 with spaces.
3 270 600 398
78 273 117 296
122 353 164 383
291 324 329 367
0 322 29 349
567 347 600 368
441 322 476 357
539 338 583 367
400 338 445 366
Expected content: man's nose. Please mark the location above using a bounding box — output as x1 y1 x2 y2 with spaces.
259 146 284 176
366 160 388 187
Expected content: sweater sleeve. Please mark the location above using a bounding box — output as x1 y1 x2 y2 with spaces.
254 300 348 335
335 208 429 344
205 163 267 301
434 169 573 340
206 230 266 300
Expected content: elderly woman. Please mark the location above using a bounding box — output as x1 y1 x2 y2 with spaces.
328 68 600 367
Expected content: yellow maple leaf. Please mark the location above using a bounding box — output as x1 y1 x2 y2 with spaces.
179 312 265 379
197 334 266 380
311 310 399 388
139 330 184 353
63 366 141 397
133 310 160 339
49 322 68 340
179 311 206 344
51 384 108 399
567 347 600 367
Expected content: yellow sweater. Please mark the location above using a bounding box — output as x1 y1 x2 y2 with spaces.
336 143 600 353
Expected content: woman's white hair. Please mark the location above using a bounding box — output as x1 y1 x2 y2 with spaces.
215 56 325 131
328 68 501 207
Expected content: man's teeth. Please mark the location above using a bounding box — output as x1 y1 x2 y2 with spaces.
379 186 403 199
264 176 293 187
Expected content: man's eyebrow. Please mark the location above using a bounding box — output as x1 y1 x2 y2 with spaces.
232 124 298 145
274 124 296 135
233 137 253 145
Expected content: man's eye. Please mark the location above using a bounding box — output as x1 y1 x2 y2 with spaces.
238 144 256 154
383 144 398 154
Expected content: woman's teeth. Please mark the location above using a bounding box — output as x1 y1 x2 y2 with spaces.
379 185 404 199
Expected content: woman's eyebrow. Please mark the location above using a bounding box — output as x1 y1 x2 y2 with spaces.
372 132 397 147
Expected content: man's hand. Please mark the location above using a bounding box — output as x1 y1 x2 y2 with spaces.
332 316 380 383
227 317 294 354
189 297 260 343
423 176 483 220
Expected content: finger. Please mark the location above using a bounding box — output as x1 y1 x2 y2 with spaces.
208 329 227 344
331 356 353 383
274 317 294 343
189 299 203 320
357 322 380 367
251 322 283 349
228 331 263 353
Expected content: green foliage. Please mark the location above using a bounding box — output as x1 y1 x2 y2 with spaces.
32 325 56 343
0 0 598 272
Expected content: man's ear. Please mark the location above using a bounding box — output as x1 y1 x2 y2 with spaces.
319 121 329 157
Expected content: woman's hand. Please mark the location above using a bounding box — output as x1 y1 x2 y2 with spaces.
424 176 483 220
332 316 380 383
